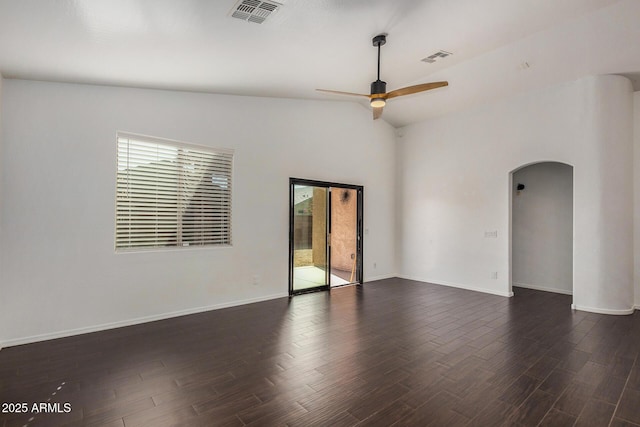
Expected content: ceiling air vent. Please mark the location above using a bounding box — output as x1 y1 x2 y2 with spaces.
421 50 453 64
230 0 282 24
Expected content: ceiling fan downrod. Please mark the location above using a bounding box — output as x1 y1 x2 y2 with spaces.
371 34 387 96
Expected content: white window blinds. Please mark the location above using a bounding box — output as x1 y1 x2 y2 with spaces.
116 133 233 250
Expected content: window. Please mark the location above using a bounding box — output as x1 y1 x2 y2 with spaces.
116 133 233 250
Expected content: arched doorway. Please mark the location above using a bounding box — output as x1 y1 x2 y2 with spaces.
509 162 574 298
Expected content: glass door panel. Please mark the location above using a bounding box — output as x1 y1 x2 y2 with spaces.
292 185 328 293
330 188 359 286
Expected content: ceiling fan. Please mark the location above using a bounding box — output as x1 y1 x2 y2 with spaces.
317 34 448 120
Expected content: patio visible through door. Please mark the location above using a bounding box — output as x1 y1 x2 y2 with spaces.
289 179 363 296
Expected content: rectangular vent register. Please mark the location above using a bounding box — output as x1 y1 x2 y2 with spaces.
230 0 282 24
421 50 453 64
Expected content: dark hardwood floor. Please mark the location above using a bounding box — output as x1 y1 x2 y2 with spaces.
1 278 639 426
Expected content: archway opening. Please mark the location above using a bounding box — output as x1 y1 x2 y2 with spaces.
510 162 574 299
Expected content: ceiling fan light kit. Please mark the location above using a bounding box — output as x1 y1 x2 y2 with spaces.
370 98 386 108
317 34 448 120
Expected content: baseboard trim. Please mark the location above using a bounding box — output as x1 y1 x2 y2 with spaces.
571 303 635 316
0 292 288 348
364 274 397 283
513 282 573 295
398 275 513 297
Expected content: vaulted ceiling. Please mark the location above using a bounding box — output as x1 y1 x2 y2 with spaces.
0 0 638 127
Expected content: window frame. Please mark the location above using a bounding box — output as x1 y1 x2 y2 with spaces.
115 132 234 252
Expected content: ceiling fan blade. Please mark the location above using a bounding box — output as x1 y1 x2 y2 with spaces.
386 81 448 99
373 106 383 120
316 89 370 98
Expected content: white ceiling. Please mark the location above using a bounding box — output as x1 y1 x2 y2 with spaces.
0 0 638 127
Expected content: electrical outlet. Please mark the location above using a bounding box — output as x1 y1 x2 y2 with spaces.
491 271 498 279
252 275 260 286
373 262 377 269
484 231 498 238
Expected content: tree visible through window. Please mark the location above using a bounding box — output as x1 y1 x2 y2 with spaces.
116 133 233 250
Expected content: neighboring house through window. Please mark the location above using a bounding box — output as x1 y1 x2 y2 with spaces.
116 133 233 250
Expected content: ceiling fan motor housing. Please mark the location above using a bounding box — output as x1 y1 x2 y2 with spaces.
371 79 386 95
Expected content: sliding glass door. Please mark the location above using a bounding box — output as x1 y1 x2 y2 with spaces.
329 188 359 286
289 179 363 296
291 184 329 293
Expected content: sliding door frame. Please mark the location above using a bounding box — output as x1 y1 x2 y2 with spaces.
289 178 364 296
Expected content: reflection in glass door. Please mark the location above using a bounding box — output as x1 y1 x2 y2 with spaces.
289 179 363 296
291 184 329 293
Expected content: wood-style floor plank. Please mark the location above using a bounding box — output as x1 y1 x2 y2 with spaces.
1 279 639 426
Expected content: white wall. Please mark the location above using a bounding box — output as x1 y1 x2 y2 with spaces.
398 75 634 314
0 79 397 346
635 91 640 309
512 162 573 295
